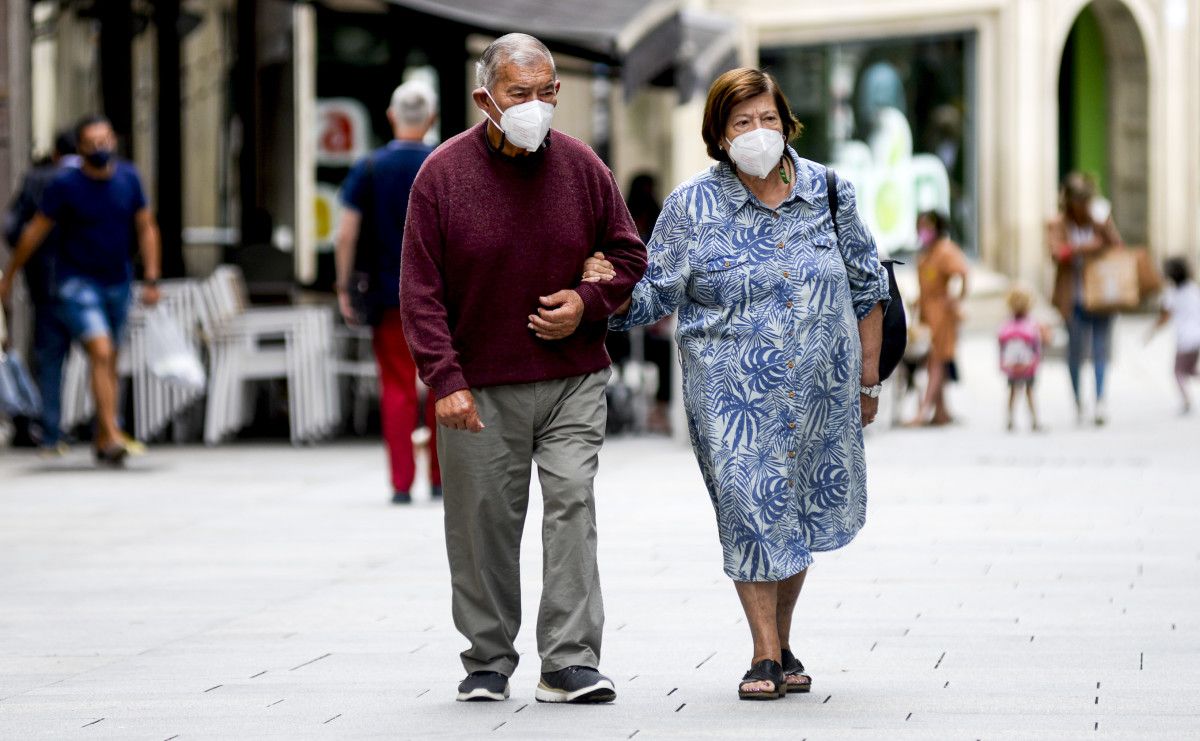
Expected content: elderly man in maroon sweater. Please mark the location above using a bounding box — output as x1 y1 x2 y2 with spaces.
400 34 646 705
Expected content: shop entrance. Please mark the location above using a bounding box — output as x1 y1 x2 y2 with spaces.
1057 0 1149 244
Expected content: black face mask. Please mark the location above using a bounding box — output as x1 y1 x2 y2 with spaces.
85 149 113 168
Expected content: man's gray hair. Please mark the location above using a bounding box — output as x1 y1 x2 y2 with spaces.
475 33 557 92
389 79 438 126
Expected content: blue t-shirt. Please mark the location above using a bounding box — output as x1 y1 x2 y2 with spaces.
340 140 433 308
39 161 148 286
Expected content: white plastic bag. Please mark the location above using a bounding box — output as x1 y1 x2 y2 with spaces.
144 305 206 390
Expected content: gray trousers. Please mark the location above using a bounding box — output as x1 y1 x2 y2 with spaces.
437 369 609 676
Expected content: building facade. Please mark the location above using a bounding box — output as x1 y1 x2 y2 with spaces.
694 0 1200 294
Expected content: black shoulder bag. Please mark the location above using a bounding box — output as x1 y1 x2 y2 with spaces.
349 154 383 326
826 168 907 382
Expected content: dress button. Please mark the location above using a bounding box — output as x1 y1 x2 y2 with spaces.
786 361 794 369
724 260 730 267
788 451 797 458
787 391 796 398
786 301 793 308
788 422 796 429
782 271 790 278
776 241 785 249
773 212 780 219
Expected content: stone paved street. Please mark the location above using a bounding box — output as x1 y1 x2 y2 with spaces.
2 318 1199 739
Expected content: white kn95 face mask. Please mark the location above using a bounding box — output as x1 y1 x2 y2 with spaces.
484 89 554 152
726 128 786 179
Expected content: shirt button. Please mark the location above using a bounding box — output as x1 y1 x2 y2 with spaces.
773 212 781 220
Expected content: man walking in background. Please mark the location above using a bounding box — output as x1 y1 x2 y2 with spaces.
0 115 160 466
3 130 78 454
335 79 441 505
401 34 646 704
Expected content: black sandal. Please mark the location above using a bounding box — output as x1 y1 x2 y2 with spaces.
781 648 812 694
94 444 128 468
738 659 784 700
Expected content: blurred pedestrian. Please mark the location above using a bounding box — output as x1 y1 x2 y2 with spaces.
1048 172 1123 425
335 79 441 505
998 287 1045 431
2 130 78 454
0 115 160 466
587 67 889 701
907 210 968 426
400 34 646 704
625 173 673 434
1148 258 1200 414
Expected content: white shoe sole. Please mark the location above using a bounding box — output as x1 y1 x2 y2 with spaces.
456 685 509 702
534 679 616 704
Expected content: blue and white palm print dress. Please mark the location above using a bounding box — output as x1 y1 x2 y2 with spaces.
611 150 890 582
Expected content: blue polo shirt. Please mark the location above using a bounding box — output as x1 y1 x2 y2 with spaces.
340 139 433 309
39 161 147 286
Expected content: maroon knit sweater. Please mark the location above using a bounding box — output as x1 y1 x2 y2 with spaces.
400 123 647 400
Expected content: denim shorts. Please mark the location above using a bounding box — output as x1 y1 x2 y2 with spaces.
57 276 132 343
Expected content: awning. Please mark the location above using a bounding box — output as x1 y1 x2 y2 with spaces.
381 0 683 98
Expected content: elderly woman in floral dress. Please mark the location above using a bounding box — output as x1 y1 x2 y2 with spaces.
587 68 889 700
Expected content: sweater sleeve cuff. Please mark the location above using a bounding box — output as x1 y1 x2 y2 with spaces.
430 371 470 402
574 282 608 322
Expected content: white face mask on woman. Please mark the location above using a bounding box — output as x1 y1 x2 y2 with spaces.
483 89 554 152
726 128 786 179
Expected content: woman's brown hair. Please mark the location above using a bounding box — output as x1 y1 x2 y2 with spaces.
701 68 802 164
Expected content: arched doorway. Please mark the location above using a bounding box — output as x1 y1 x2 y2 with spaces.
1057 0 1149 244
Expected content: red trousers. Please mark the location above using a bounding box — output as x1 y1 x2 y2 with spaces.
372 309 440 493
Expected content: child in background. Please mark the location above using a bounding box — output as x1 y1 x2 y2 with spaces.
998 288 1045 431
1148 258 1200 414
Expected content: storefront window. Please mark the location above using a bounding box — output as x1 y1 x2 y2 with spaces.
762 34 976 257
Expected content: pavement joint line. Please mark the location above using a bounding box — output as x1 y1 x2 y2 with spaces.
1140 652 1144 670
628 675 638 682
943 682 949 688
204 684 222 693
616 623 627 631
423 624 434 632
409 643 427 654
267 699 284 707
81 718 104 728
906 712 912 721
823 695 831 704
667 688 677 696
674 703 686 713
415 689 429 698
695 652 716 669
250 670 267 678
869 641 877 652
492 721 506 731
514 703 527 714
628 731 639 739
164 736 179 741
322 714 341 725
290 652 331 671
934 651 946 669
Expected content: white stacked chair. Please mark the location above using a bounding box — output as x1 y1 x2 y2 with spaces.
57 279 208 442
200 266 340 445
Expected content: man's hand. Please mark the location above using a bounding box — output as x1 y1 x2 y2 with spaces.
336 288 359 326
860 391 879 427
435 389 485 432
141 283 161 307
529 289 584 340
582 251 616 282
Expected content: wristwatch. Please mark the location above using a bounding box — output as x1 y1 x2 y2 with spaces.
859 383 883 398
